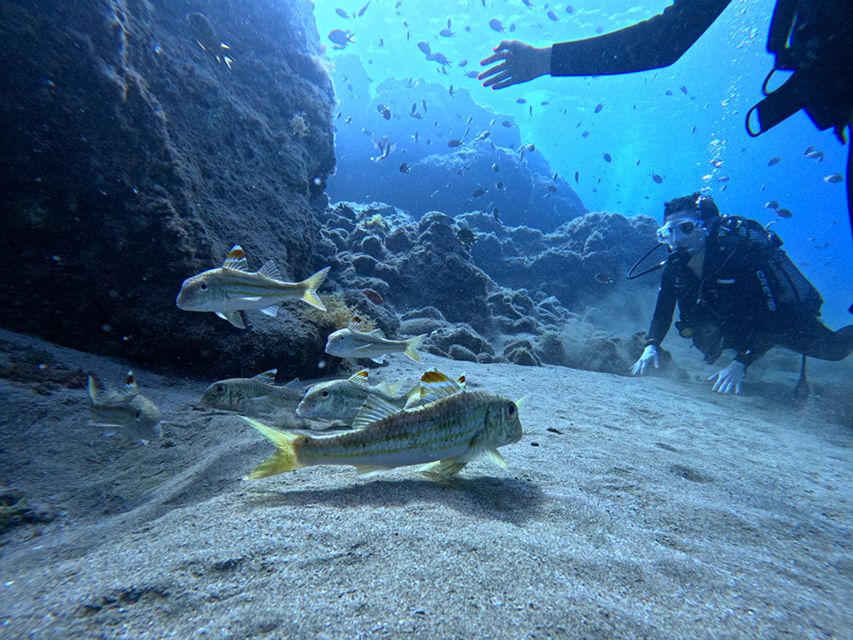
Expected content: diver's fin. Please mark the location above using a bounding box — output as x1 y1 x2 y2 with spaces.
299 267 330 311
223 245 249 271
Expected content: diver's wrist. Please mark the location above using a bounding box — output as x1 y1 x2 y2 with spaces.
734 350 756 367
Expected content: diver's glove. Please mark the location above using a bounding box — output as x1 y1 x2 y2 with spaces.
707 360 746 395
631 344 660 376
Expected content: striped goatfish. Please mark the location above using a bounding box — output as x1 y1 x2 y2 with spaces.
242 371 523 481
296 369 416 424
325 320 426 364
201 369 305 414
176 245 330 329
87 371 162 446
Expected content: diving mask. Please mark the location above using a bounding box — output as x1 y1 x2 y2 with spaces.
656 217 705 250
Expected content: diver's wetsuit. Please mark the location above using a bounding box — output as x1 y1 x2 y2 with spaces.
549 0 853 239
645 221 853 366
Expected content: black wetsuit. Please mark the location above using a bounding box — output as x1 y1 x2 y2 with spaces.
645 219 853 366
550 0 853 239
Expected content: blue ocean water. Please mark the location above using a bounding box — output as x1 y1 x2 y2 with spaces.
316 0 852 327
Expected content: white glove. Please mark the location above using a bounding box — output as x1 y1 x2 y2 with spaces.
707 360 746 394
631 344 660 376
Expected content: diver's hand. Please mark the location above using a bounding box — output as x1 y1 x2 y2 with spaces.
631 345 660 376
707 360 746 394
479 41 552 89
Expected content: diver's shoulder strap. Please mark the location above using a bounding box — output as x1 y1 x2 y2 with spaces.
715 216 782 249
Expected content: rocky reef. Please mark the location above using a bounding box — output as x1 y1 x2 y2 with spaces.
318 201 659 373
1 0 660 381
0 0 335 379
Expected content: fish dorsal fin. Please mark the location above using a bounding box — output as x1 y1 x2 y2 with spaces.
87 375 99 402
252 369 278 385
347 369 370 386
373 380 403 396
347 319 371 334
222 245 249 271
281 378 303 392
121 371 140 396
257 259 282 281
418 370 464 404
352 395 402 430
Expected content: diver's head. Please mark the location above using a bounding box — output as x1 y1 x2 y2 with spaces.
657 193 719 253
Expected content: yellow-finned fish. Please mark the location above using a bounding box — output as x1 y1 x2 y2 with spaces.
186 12 235 71
325 320 426 364
176 245 330 329
87 371 162 446
242 371 523 481
296 369 415 423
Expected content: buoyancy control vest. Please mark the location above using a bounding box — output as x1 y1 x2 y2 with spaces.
747 0 853 142
713 216 824 316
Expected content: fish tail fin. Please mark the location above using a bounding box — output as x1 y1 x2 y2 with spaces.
300 267 331 311
241 417 306 479
403 334 426 362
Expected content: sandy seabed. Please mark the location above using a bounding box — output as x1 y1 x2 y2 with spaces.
0 328 850 640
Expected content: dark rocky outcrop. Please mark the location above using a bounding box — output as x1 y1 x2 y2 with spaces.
0 0 335 379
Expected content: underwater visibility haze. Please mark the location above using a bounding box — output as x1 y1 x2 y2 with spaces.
0 0 851 638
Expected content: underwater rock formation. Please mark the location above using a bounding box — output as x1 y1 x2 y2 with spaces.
327 56 586 232
318 201 658 372
0 0 335 378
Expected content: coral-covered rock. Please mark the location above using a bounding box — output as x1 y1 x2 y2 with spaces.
427 324 495 358
502 340 542 367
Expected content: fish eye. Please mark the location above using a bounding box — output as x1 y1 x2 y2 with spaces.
506 403 516 416
199 282 208 291
135 410 142 420
321 390 330 397
215 384 225 393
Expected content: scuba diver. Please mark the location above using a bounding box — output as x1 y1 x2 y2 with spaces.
478 0 853 238
629 193 853 394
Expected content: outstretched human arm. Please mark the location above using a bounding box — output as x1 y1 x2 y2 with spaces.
551 0 732 76
480 0 732 89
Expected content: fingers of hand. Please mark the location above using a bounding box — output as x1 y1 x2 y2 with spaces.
491 75 518 90
478 61 507 81
480 51 503 66
483 70 512 89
